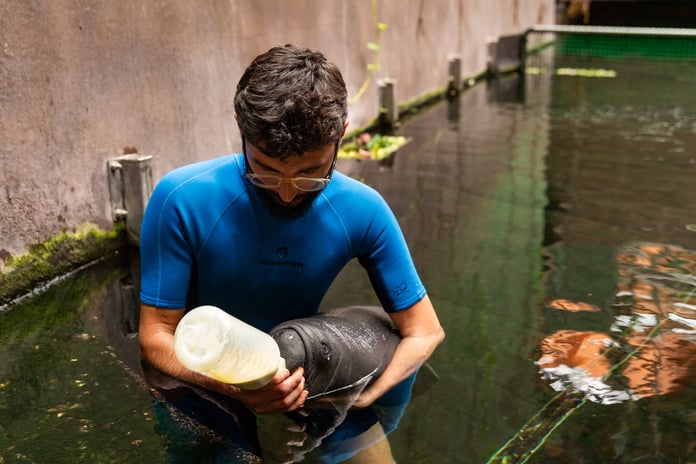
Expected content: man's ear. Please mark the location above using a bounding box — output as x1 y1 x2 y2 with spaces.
341 120 349 138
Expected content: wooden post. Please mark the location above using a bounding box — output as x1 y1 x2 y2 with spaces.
447 53 462 96
378 78 398 126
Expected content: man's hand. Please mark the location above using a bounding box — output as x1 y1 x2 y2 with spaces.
139 303 308 413
351 386 380 409
229 366 308 414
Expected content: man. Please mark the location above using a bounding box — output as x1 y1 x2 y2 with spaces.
138 44 444 456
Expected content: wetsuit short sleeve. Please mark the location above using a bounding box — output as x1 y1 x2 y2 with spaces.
332 180 426 312
139 170 195 308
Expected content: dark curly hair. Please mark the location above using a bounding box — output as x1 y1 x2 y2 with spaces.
234 44 348 158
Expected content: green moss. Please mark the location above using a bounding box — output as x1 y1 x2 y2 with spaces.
0 224 126 305
344 69 489 142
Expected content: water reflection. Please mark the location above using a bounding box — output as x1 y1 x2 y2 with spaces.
538 242 696 405
0 251 166 462
537 330 633 404
140 360 409 463
146 368 409 462
486 74 525 104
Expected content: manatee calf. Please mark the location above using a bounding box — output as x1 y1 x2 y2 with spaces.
271 305 401 399
270 305 401 440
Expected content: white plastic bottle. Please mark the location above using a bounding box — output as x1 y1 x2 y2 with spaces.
173 305 285 389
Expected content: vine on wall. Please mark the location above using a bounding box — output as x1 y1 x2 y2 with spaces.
348 0 388 105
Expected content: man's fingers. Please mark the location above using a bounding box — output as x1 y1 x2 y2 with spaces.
242 367 308 413
275 375 307 411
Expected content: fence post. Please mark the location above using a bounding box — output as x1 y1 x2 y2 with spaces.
107 154 153 245
447 53 462 96
378 78 398 126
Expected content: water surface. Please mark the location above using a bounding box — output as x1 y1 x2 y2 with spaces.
2 46 696 463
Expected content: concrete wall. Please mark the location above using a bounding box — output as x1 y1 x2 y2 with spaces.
0 0 554 266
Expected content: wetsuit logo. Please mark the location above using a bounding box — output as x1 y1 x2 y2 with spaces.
391 281 407 297
261 246 304 270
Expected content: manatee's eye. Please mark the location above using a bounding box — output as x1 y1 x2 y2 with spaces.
320 341 332 363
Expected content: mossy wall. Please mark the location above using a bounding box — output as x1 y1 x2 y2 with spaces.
0 224 126 306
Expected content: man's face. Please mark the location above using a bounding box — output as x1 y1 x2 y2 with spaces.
243 139 338 217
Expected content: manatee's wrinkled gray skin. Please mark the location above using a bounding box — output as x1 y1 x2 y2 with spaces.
270 306 401 399
269 306 401 440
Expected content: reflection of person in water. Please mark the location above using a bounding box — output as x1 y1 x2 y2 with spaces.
537 243 696 404
534 243 696 460
138 44 445 461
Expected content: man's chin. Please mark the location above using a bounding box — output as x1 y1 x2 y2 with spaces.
255 187 319 219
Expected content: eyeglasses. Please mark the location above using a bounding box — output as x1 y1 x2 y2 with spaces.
243 138 338 193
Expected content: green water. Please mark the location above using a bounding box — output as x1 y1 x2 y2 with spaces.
0 253 165 462
2 48 696 462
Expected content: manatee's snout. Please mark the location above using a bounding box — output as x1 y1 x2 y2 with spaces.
271 328 306 372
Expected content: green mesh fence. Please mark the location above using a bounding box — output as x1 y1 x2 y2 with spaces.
525 25 696 61
560 34 696 60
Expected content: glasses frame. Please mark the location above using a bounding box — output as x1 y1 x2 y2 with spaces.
242 137 339 193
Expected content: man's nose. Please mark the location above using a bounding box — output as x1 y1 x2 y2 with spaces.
276 181 299 203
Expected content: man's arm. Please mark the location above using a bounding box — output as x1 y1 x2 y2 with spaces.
352 294 445 407
138 303 308 413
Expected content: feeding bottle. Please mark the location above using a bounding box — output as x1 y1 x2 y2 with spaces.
173 305 285 389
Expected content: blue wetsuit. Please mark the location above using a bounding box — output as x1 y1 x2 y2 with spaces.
139 153 426 332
